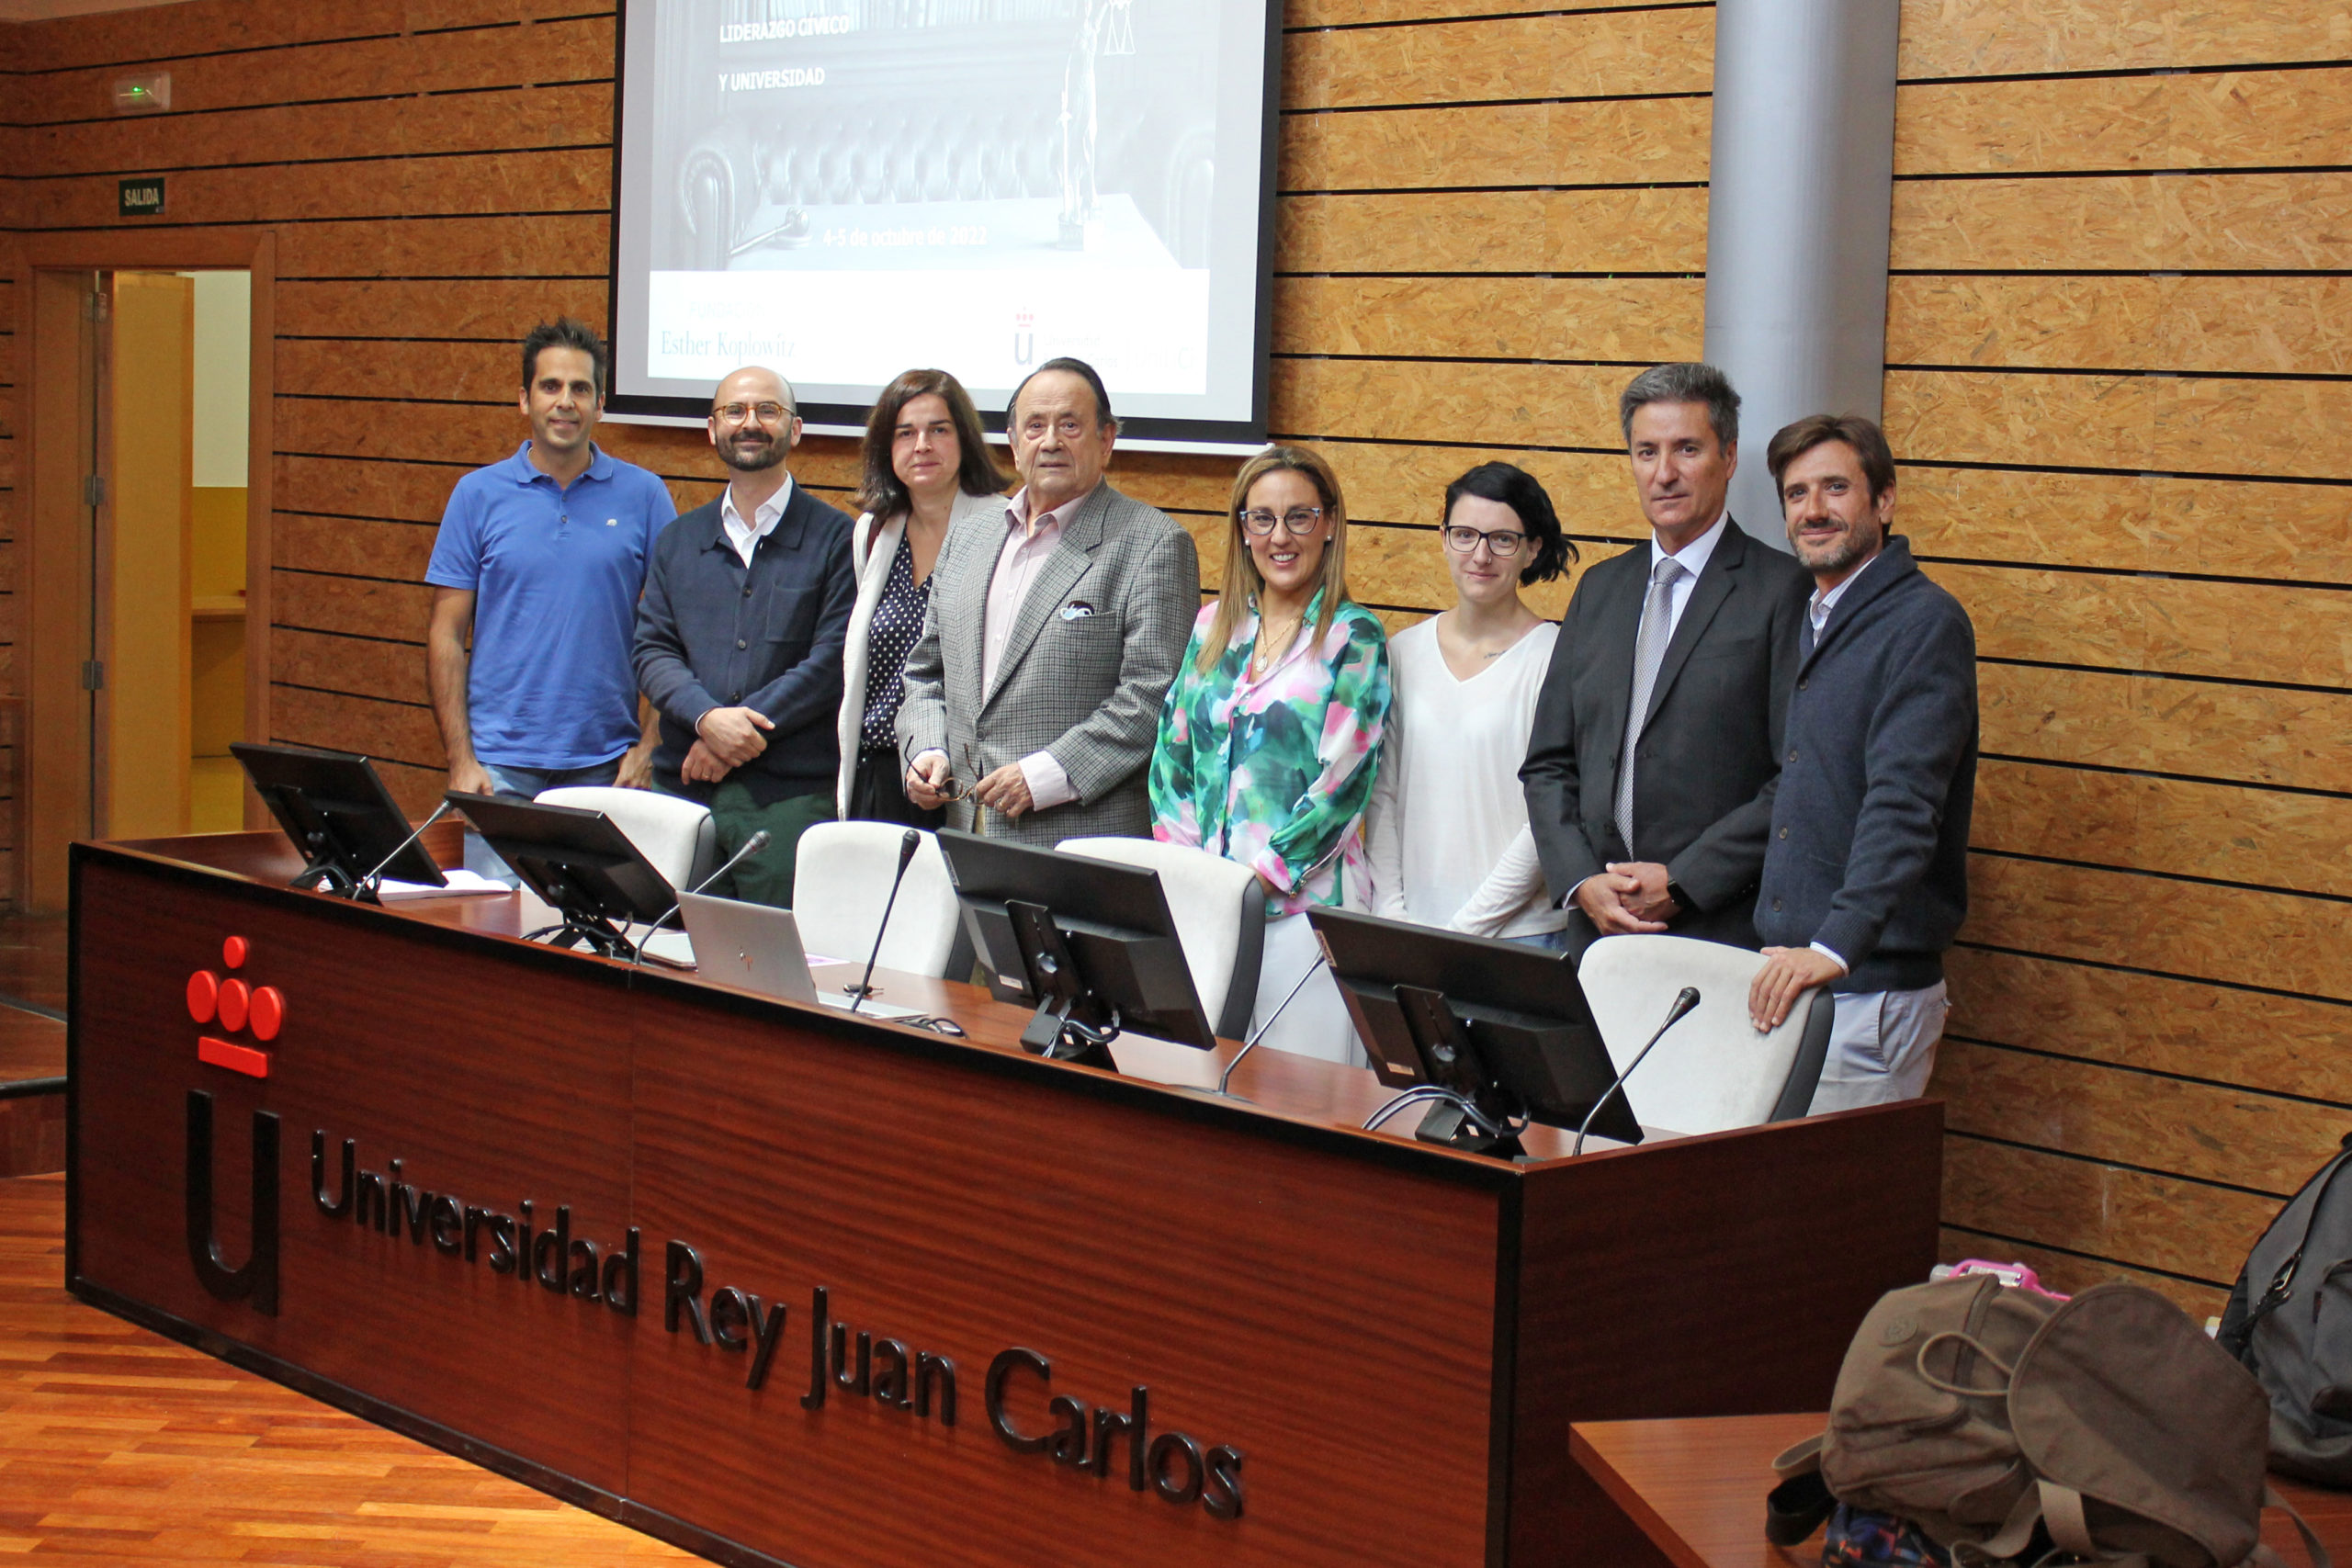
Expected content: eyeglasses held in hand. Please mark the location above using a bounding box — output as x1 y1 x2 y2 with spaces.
712 401 792 426
1442 525 1530 558
1238 505 1325 536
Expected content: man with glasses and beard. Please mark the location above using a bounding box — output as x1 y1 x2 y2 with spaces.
634 367 856 904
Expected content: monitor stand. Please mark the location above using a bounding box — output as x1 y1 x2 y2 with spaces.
289 829 368 899
1393 984 1527 1159
1007 899 1121 1070
519 865 641 961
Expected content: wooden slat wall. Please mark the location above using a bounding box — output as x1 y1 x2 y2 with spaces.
1 0 2336 1315
1891 0 2352 1316
0 0 1710 823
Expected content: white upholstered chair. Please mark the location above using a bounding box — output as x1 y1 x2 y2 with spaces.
533 786 717 894
1575 934 1835 1135
790 822 966 977
1057 836 1264 1042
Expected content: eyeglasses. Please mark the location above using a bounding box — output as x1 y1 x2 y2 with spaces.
1442 525 1530 558
1238 506 1325 536
713 401 791 426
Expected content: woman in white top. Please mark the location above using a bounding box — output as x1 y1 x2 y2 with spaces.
1367 462 1578 946
836 368 1006 823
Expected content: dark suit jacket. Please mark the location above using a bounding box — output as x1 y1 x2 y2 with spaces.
1520 519 1812 952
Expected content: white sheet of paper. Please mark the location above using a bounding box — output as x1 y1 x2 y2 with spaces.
377 870 511 901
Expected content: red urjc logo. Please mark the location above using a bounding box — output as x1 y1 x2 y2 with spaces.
186 935 287 1078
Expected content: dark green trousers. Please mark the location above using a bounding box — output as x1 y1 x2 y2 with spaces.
698 781 832 908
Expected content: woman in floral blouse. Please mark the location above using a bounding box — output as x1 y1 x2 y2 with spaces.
1149 445 1391 1065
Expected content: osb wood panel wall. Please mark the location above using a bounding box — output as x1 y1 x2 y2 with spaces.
1887 0 2352 1315
0 0 1708 824
1 0 2341 1314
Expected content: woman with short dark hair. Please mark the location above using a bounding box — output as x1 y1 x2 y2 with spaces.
835 368 1006 824
1366 462 1577 945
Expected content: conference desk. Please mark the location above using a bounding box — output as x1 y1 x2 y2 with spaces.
66 830 1943 1568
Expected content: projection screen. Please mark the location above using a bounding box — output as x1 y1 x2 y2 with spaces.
609 0 1282 447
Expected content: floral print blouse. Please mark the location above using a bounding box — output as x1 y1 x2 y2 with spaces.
1149 591 1392 918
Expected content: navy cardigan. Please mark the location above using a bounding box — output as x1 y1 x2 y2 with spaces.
1752 536 1978 993
633 482 856 804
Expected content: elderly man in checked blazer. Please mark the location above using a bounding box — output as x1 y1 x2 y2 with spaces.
898 357 1200 846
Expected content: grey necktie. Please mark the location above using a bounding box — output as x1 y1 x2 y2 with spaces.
1614 557 1685 856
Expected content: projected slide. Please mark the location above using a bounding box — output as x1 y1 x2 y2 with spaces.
612 0 1278 440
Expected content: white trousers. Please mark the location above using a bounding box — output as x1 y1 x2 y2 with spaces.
1251 912 1367 1066
1805 980 1951 1115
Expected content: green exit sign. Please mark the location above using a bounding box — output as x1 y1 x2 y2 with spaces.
119 176 164 217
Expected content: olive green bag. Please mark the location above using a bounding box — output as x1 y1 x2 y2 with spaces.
1772 1276 2331 1567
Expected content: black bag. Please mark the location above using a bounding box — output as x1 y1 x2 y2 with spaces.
2220 1133 2352 1486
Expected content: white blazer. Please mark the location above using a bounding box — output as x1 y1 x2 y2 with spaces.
835 490 1001 818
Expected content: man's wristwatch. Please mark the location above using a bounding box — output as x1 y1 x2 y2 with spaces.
1664 879 1692 914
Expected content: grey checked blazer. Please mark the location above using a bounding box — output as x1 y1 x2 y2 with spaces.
895 480 1200 845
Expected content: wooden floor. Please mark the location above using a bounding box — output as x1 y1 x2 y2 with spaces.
0 1175 701 1563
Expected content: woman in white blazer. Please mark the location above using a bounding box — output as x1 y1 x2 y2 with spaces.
837 368 1007 823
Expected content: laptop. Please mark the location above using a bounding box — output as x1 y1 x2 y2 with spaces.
669 892 926 1022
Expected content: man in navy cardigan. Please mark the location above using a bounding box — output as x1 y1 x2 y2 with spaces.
635 367 855 905
1746 415 1978 1112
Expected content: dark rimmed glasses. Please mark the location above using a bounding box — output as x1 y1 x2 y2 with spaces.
1442 525 1530 558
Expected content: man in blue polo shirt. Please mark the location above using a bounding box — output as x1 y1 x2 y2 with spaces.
425 320 675 860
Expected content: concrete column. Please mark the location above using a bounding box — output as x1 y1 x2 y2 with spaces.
1701 0 1903 547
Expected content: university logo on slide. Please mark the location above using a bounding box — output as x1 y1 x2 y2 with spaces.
183 934 283 1316
1012 310 1035 367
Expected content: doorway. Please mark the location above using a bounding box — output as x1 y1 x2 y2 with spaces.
21 237 274 911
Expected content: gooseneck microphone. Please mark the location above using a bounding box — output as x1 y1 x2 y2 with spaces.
1216 953 1330 1097
847 829 922 1013
354 798 458 897
633 829 773 964
1572 986 1700 1156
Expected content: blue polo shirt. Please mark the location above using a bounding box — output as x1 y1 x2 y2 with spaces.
425 443 677 770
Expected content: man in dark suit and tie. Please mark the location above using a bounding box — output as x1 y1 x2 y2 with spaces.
1521 362 1813 953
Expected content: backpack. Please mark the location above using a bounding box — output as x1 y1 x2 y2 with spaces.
1771 1275 2328 1567
2219 1134 2352 1485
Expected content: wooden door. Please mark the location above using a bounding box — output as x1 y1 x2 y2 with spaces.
24 271 102 910
100 272 194 840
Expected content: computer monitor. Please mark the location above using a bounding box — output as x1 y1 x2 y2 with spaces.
444 793 677 960
935 830 1216 1066
231 741 447 897
1306 908 1642 1157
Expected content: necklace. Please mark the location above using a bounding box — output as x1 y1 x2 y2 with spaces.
1251 610 1305 677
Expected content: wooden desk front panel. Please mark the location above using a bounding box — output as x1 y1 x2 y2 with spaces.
71 847 1515 1567
626 976 1506 1568
1506 1101 1945 1565
71 857 642 1494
